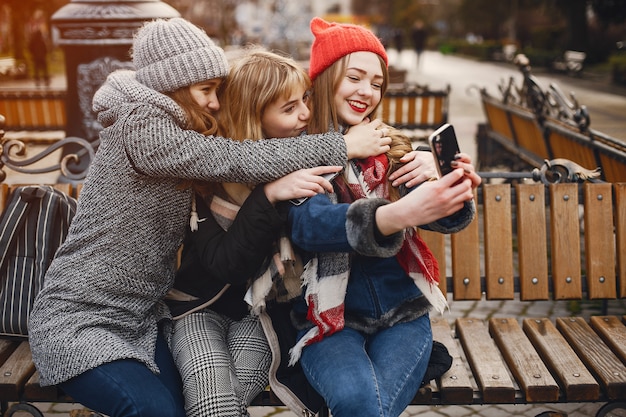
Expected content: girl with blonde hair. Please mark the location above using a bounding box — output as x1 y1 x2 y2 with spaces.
167 48 337 417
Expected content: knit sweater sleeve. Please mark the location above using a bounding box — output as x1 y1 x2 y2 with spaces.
121 107 347 184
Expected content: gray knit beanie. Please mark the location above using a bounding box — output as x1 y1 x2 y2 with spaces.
132 17 229 93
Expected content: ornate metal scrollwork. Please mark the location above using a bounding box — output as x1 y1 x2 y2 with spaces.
494 54 592 132
0 134 96 183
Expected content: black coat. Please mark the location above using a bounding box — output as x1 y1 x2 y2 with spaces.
167 186 288 320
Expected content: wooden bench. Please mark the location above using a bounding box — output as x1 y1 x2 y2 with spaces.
1 122 625 417
0 90 67 132
477 62 626 182
478 92 548 170
381 83 450 142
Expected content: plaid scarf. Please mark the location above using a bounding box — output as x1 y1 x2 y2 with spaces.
289 155 448 365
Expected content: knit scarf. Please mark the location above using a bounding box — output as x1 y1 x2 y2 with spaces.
203 193 303 314
289 154 448 365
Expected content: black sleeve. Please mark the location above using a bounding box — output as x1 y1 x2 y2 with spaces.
181 186 287 287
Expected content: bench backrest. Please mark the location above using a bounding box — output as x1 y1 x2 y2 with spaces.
419 182 625 302
0 90 67 131
480 89 626 183
480 93 548 166
381 84 450 133
2 180 624 304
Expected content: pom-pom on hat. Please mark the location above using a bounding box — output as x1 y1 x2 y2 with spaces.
308 17 388 82
132 17 229 93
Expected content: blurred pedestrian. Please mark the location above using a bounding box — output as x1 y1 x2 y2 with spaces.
27 10 50 87
393 29 404 52
411 19 428 68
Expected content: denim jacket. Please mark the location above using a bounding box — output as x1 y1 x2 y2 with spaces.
288 192 475 332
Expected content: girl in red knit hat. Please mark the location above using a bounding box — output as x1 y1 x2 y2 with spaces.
283 17 482 417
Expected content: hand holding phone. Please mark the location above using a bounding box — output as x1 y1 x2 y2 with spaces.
428 123 461 178
290 171 340 206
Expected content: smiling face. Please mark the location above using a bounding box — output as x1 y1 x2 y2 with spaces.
334 51 384 126
189 79 222 113
261 86 311 139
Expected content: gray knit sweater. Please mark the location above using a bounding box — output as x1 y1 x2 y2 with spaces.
28 70 347 386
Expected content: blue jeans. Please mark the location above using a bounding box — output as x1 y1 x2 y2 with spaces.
59 330 186 417
298 314 432 417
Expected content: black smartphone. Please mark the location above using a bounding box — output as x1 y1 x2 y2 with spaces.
289 171 340 206
428 123 461 177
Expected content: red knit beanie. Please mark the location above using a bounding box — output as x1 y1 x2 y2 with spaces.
308 17 388 82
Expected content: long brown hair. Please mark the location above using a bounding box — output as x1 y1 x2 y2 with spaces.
307 54 389 135
166 88 218 136
308 52 411 202
166 84 220 193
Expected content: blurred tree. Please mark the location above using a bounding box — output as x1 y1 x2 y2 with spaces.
590 0 626 27
554 0 587 51
457 0 510 40
588 0 626 61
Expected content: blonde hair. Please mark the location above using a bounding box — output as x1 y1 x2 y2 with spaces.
218 48 311 141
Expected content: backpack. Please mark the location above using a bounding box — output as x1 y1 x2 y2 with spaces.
0 185 77 338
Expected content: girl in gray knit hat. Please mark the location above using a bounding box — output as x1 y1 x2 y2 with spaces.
28 17 414 417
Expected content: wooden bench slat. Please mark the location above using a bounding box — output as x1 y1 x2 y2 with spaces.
0 184 9 212
394 97 404 127
0 339 19 367
381 87 449 134
430 318 473 404
407 96 417 126
481 96 515 143
419 96 430 127
544 121 601 173
483 184 514 299
522 318 599 401
556 317 626 399
0 91 67 131
433 96 444 125
549 184 582 299
509 111 549 160
455 318 516 403
616 184 626 298
0 341 36 400
450 200 481 300
489 318 559 402
516 183 549 300
589 316 626 366
583 183 617 299
23 370 63 402
599 154 626 182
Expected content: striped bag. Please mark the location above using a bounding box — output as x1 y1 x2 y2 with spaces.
0 186 77 338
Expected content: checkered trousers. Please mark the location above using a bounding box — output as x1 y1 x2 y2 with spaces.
170 309 272 417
